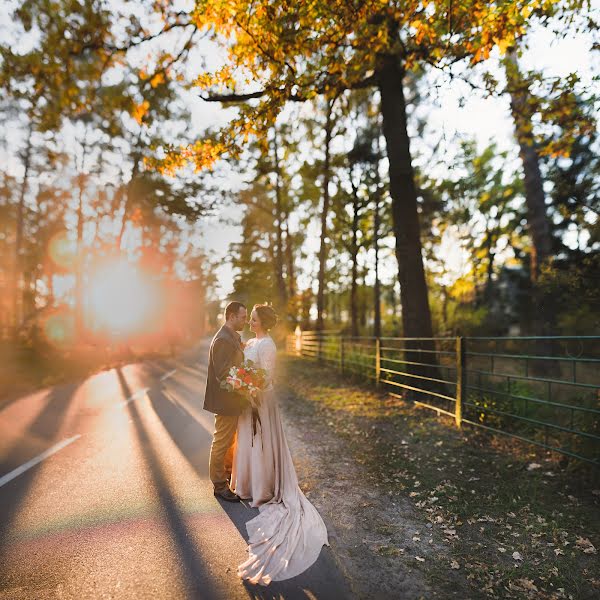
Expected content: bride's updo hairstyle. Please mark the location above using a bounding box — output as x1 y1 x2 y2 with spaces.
253 303 279 331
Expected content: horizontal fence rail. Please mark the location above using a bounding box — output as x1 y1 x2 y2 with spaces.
286 332 600 467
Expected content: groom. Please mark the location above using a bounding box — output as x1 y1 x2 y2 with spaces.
204 301 248 502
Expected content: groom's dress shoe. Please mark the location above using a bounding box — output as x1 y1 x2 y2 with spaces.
214 488 240 502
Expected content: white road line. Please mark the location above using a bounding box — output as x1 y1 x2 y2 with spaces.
160 369 177 381
2 366 179 489
116 367 176 409
0 435 82 488
119 387 150 407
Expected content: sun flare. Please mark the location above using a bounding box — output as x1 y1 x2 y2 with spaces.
86 259 161 337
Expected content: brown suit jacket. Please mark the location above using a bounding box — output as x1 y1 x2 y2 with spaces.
203 325 247 416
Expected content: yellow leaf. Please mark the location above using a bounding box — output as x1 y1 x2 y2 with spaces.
132 100 150 125
497 38 511 56
150 72 165 88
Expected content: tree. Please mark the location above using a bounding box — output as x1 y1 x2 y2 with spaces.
504 49 553 283
316 99 336 331
500 44 596 339
547 131 600 248
1 0 215 340
229 183 280 307
164 0 567 346
435 141 525 331
331 122 385 336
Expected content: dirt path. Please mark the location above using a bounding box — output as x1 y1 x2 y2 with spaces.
280 377 437 599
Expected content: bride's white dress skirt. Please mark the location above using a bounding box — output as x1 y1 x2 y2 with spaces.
230 337 329 586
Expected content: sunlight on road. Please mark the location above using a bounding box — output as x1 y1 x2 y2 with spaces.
2 366 224 551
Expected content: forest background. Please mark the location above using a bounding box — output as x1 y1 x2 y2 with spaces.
0 0 598 396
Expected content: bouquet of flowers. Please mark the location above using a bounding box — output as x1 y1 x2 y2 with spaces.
220 359 269 409
220 360 269 443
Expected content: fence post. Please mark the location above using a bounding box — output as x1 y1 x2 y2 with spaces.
340 335 345 373
455 336 466 427
294 325 302 356
375 337 381 389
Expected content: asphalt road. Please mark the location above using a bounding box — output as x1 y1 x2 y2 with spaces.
0 341 351 599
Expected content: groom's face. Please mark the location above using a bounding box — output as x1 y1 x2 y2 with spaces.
231 307 248 332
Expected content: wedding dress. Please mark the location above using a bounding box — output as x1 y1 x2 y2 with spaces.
231 335 329 585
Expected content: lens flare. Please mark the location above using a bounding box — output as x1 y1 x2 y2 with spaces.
48 232 77 270
43 313 76 346
86 259 160 338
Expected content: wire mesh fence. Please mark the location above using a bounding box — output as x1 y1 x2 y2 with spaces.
286 331 600 466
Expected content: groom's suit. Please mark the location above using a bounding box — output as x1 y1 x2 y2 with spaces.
205 324 247 493
204 324 246 416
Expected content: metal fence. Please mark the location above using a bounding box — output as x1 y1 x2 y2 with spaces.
286 331 600 467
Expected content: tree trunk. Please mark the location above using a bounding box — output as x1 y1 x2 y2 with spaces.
505 49 556 358
75 171 85 337
373 188 382 338
378 55 434 340
505 50 553 283
75 129 90 338
316 99 334 331
271 129 288 312
117 131 144 250
359 269 368 329
350 171 360 337
379 53 437 395
12 127 33 334
284 219 296 299
441 288 448 335
283 217 297 326
483 224 496 305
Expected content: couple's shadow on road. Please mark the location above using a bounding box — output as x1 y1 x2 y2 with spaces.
144 376 349 600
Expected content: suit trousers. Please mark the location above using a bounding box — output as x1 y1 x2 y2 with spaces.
209 414 238 492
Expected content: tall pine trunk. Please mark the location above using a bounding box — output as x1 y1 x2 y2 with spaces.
505 49 556 369
505 49 553 283
284 220 296 298
483 226 496 306
75 171 85 337
272 129 288 313
350 172 360 337
75 128 91 338
12 127 33 334
378 53 437 394
373 187 382 338
378 55 433 340
283 217 297 326
316 99 334 331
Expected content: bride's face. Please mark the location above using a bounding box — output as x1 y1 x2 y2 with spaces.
249 310 263 334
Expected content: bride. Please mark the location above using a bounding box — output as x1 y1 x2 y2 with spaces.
230 303 329 586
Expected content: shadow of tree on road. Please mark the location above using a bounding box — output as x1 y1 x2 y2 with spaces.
117 362 352 600
0 382 81 555
118 368 230 599
146 383 213 478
